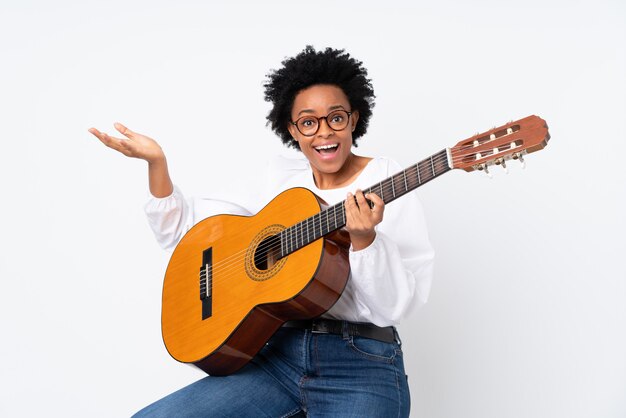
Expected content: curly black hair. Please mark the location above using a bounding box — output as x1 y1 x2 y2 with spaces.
264 46 375 150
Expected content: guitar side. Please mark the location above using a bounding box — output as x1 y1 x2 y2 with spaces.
161 187 350 376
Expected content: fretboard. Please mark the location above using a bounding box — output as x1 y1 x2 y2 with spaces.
279 149 450 258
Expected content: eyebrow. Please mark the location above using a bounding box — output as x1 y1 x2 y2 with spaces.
297 104 346 117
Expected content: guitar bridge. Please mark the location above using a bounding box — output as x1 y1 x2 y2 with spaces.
199 247 213 320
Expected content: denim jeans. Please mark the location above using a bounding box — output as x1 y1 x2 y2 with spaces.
132 324 410 417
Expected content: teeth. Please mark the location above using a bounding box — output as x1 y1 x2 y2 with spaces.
315 144 338 150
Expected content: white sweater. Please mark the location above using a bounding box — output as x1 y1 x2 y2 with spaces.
144 155 434 327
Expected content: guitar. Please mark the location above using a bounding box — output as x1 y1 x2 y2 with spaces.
161 115 550 376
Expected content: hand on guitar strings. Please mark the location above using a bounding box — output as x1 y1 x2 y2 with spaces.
345 190 385 251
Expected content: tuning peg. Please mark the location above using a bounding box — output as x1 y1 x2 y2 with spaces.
483 164 492 178
512 153 526 169
494 158 508 173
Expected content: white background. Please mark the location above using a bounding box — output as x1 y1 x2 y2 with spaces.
1 1 624 417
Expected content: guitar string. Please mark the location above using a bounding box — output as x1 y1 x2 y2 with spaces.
202 142 532 286
205 142 508 274
195 148 514 286
204 151 448 271
192 148 526 314
194 153 452 287
201 148 509 282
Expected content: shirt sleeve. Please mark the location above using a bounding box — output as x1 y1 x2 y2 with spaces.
336 160 435 326
144 185 254 252
344 170 435 327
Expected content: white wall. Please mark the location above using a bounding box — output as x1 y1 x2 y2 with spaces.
1 1 624 417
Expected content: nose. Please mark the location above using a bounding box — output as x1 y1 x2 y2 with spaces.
316 117 334 137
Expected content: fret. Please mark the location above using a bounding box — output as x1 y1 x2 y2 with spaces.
326 210 330 234
296 222 301 248
289 227 293 254
403 169 408 192
336 203 341 226
336 203 341 227
430 155 435 177
306 218 310 244
340 202 345 225
416 163 421 185
390 175 396 198
295 222 302 249
318 213 322 239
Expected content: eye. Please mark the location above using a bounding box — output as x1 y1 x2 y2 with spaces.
328 111 346 125
300 118 316 127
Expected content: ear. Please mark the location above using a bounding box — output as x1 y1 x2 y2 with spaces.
288 122 299 141
351 110 360 132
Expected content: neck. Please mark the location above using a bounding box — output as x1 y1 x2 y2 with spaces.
312 153 368 190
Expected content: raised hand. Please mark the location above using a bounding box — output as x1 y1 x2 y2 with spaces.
345 190 385 251
88 122 173 197
88 122 165 164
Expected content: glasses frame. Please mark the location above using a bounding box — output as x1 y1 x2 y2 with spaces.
291 110 353 137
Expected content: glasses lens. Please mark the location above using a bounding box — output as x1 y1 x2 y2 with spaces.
327 110 349 130
297 117 318 136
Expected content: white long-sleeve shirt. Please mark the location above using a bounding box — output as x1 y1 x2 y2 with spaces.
144 155 434 327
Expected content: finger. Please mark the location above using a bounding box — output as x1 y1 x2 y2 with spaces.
89 127 119 143
88 127 106 140
345 193 359 224
345 192 356 209
366 192 384 211
114 122 135 139
354 190 370 211
90 129 128 152
366 193 385 222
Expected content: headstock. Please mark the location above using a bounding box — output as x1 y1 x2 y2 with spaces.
449 115 550 174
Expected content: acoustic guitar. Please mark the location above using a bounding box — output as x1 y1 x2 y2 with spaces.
161 115 550 376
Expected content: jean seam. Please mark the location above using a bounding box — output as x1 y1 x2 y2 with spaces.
314 334 320 377
279 407 305 418
393 356 402 418
298 375 309 413
346 337 398 363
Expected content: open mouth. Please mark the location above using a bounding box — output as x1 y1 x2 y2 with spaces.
314 143 339 154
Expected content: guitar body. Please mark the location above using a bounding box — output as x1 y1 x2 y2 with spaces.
161 187 350 376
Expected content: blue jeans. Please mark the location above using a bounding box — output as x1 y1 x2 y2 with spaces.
133 325 410 417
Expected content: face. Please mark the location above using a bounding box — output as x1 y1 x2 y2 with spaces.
288 84 360 177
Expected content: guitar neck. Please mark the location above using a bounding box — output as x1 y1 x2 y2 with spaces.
279 149 451 258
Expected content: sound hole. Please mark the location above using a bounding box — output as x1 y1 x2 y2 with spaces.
253 234 281 271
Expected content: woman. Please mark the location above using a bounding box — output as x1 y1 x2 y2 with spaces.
89 46 434 418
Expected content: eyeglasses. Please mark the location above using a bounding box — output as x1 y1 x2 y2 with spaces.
291 110 353 137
